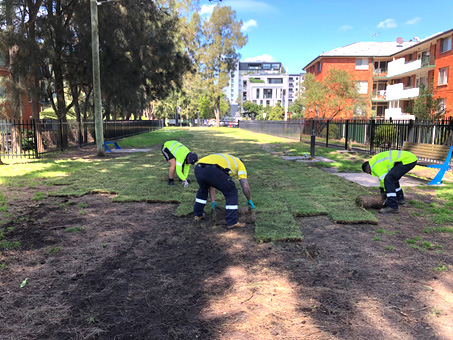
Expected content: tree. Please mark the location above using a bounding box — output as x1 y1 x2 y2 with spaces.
406 84 448 120
242 100 263 119
303 69 365 120
288 99 305 119
198 5 247 127
264 102 284 121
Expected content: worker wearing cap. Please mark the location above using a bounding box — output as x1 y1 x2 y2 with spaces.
193 153 254 228
362 150 417 214
161 140 198 187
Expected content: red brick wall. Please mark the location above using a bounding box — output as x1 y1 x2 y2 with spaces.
0 66 33 121
434 35 453 118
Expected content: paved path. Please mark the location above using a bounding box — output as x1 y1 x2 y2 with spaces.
330 172 427 187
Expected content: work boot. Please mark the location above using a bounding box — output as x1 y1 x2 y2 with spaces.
397 198 406 205
379 207 399 214
194 213 206 221
226 221 246 229
168 179 175 185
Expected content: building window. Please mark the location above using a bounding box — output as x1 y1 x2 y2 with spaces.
256 89 260 98
356 58 369 70
317 62 321 72
440 36 452 53
266 100 270 106
272 64 280 70
263 89 272 98
438 98 447 114
416 75 428 87
268 78 283 84
356 81 368 94
263 64 271 70
406 76 412 87
439 67 449 85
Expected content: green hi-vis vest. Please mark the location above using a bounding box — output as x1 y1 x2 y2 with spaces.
369 150 417 187
164 140 191 181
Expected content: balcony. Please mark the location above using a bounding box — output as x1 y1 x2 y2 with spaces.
386 83 419 101
372 90 387 100
384 108 416 120
387 56 435 78
373 68 388 77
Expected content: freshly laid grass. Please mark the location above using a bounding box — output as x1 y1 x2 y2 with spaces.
1 127 379 242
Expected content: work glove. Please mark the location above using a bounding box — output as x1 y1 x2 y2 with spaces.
212 202 218 210
182 179 189 188
248 200 255 209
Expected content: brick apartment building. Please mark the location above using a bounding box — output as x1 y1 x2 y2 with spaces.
0 53 33 121
303 28 453 120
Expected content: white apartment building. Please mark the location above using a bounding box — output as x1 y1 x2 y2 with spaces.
223 61 304 118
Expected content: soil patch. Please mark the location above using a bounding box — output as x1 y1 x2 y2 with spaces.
1 147 452 339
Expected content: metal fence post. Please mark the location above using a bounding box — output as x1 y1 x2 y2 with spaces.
344 119 349 150
326 120 330 148
32 119 39 158
370 119 375 154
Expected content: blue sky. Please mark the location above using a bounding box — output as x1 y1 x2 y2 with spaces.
199 0 453 74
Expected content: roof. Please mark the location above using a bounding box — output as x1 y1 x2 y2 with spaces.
321 41 416 57
303 41 416 70
303 27 453 70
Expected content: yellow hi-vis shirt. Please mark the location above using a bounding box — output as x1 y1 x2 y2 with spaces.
197 153 247 180
164 140 191 181
369 150 417 188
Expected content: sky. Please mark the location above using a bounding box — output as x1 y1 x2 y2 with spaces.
199 0 453 74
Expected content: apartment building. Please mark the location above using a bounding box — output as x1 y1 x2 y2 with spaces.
303 28 453 120
0 52 33 121
224 61 304 118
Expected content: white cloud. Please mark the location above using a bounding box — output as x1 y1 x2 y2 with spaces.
241 19 257 32
243 54 274 62
338 25 352 32
377 18 397 29
200 4 215 16
405 17 421 25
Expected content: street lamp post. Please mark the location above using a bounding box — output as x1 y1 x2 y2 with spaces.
90 0 105 156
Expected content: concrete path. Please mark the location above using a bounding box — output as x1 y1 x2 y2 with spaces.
330 172 427 187
108 148 152 153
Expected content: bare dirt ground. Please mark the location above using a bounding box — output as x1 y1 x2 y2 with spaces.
1 147 453 340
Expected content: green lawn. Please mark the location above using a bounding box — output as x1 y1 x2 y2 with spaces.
1 127 385 241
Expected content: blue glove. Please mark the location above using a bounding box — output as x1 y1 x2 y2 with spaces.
248 200 255 209
212 202 218 210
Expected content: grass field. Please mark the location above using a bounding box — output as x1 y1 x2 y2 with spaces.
2 126 437 242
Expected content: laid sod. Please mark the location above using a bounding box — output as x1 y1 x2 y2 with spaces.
39 128 376 241
5 126 430 241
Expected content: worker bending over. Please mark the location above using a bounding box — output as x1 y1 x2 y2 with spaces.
161 140 198 187
362 150 417 214
193 153 254 228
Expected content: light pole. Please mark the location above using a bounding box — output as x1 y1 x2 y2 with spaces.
90 0 104 156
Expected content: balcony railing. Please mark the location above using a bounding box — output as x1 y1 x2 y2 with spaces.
373 68 388 77
388 56 435 78
386 83 420 100
372 90 387 100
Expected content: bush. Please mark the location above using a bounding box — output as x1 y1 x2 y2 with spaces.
321 124 340 139
373 125 398 149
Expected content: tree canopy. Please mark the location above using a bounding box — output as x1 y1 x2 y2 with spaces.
302 69 365 120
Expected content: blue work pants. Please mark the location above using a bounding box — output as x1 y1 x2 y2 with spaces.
193 164 238 226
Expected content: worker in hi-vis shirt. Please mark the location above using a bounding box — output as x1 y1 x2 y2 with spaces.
161 140 198 187
193 153 254 229
362 150 417 214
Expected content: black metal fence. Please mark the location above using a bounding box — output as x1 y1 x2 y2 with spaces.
0 119 164 159
239 118 453 154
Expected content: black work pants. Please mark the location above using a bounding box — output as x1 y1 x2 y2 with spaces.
193 164 238 226
384 161 417 209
